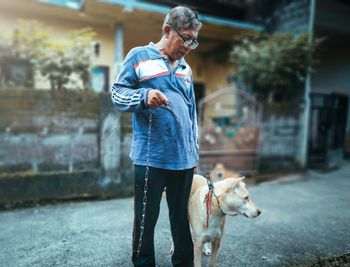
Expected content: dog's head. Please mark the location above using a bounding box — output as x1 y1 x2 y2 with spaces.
216 177 261 218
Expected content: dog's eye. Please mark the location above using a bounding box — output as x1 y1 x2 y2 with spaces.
244 196 249 201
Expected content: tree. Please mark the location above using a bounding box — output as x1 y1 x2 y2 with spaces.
230 33 319 101
1 20 96 90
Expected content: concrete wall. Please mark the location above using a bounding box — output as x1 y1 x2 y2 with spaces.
0 89 100 172
259 103 302 172
0 89 132 206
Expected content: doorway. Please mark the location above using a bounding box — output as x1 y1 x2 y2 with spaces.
194 82 205 114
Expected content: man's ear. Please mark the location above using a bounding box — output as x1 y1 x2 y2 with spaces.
163 24 172 38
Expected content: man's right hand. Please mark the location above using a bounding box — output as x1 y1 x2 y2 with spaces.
147 89 169 108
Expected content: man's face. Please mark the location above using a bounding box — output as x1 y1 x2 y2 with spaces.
166 27 199 60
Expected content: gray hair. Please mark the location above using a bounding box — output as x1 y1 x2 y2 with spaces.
163 6 202 31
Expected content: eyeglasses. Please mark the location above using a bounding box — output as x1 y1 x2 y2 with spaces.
174 29 199 49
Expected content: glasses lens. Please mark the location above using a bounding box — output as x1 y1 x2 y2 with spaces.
175 29 199 49
191 40 199 49
183 40 192 47
183 39 199 49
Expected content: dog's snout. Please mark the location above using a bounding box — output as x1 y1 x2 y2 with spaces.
257 209 261 216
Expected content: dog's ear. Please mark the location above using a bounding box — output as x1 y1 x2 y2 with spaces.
224 176 245 182
232 176 245 185
234 177 245 189
219 176 245 191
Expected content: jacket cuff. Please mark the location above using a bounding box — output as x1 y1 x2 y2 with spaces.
142 88 151 109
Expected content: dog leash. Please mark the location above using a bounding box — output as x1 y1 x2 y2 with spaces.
204 180 225 228
135 110 152 259
136 104 197 258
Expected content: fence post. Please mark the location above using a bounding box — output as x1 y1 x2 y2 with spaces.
99 93 121 188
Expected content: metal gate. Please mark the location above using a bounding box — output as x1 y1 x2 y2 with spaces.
308 92 348 168
197 87 261 176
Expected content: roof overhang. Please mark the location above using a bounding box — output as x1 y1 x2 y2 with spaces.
31 0 264 56
99 0 265 31
37 0 85 11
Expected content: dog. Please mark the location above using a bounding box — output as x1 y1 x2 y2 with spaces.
209 162 240 182
188 174 261 267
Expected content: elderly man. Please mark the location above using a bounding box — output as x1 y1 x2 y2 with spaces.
111 6 202 267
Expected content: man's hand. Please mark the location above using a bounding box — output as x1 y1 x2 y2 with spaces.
147 89 169 108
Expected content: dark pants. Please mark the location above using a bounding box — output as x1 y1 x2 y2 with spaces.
132 165 194 267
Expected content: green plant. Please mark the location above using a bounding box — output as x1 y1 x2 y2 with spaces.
1 20 96 90
230 33 319 101
68 28 97 90
12 20 51 60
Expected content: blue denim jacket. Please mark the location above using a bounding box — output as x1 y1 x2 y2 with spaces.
111 43 199 170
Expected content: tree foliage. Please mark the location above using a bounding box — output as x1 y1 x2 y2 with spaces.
0 20 96 90
230 33 319 101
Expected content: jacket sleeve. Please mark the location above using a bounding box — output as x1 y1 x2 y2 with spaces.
111 55 149 112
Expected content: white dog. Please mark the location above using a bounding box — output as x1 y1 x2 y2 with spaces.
188 174 261 267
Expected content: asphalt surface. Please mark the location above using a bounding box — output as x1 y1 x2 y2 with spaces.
1 163 350 267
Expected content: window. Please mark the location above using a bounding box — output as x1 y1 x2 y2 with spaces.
0 58 34 89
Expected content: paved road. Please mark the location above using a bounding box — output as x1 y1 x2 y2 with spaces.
1 163 350 267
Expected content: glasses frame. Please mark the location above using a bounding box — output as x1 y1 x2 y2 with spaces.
174 29 199 49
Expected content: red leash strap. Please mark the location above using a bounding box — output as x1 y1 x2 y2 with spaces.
204 180 214 228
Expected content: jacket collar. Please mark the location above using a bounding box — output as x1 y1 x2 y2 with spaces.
147 42 187 68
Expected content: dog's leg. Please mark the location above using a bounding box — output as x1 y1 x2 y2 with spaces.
193 239 203 267
208 239 220 267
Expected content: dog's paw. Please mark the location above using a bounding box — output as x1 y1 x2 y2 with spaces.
203 243 211 256
169 243 174 255
203 249 211 256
